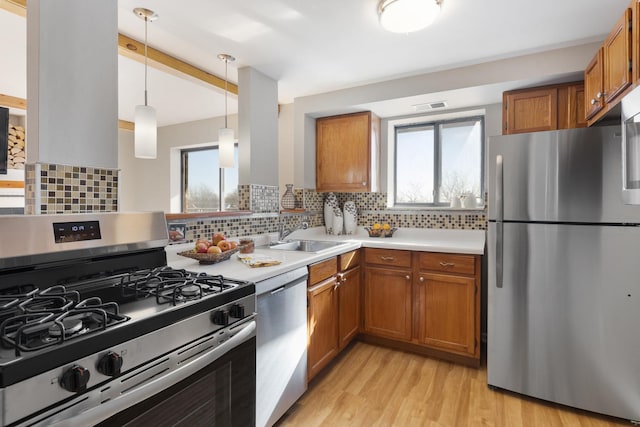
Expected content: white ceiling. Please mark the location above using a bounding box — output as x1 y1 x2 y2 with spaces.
0 0 632 125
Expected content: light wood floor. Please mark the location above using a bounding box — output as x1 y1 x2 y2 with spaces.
277 342 629 427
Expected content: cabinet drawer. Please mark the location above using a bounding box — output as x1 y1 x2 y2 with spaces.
364 248 411 268
339 250 360 271
418 252 476 276
309 257 338 285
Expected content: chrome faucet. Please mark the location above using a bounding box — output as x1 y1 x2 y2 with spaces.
278 221 308 241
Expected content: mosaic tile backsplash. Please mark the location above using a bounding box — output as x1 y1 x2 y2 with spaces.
172 186 487 243
25 163 119 215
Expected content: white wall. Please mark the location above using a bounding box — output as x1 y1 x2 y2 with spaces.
27 0 118 169
238 67 279 186
278 103 295 193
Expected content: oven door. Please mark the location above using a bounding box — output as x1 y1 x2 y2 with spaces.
44 320 256 427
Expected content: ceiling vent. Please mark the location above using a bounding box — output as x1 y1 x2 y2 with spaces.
413 101 448 111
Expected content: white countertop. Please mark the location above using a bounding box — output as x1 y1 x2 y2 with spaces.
166 226 485 284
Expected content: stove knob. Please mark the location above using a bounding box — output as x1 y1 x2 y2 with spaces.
97 351 124 377
60 365 90 393
229 304 245 319
212 310 229 326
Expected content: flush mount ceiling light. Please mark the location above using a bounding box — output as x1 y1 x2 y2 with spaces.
218 53 236 169
378 0 442 33
133 7 158 159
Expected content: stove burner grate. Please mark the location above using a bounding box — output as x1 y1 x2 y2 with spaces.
0 287 129 356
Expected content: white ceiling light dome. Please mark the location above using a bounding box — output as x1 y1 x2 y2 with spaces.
378 0 442 34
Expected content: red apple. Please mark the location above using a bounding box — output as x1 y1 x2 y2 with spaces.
212 232 226 245
217 240 230 252
195 242 209 253
207 245 222 254
228 241 238 250
196 238 210 247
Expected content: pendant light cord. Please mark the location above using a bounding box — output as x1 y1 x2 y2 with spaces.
224 59 228 128
144 16 148 107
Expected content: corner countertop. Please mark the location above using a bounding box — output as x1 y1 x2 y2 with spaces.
165 227 485 285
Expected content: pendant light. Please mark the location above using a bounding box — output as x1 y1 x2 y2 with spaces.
133 8 158 159
378 0 442 34
218 53 236 169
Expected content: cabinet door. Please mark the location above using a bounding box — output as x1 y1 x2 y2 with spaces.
585 48 604 120
415 272 478 356
316 112 371 192
567 84 587 128
603 8 632 104
503 88 558 134
338 266 360 350
307 276 339 381
363 267 412 341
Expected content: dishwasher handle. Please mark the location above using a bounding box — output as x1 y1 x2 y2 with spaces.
256 266 309 296
270 286 286 295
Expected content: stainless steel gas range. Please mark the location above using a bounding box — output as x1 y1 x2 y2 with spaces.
0 212 256 427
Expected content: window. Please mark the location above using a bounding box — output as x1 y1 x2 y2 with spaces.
181 146 239 212
394 116 484 206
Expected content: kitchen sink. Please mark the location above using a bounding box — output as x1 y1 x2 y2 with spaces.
269 240 346 253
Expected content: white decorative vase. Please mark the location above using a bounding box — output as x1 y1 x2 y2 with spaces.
332 207 343 235
324 193 338 234
343 201 357 235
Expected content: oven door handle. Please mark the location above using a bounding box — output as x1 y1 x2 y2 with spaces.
51 319 256 427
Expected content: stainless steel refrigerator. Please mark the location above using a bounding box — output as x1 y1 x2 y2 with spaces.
487 126 640 421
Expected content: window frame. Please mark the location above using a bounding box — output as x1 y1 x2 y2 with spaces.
393 115 485 208
180 144 237 213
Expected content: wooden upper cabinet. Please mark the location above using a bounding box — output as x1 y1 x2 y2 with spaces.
316 111 379 192
603 8 632 104
503 88 558 134
567 84 587 128
635 0 640 83
585 4 634 125
585 49 605 120
503 82 587 135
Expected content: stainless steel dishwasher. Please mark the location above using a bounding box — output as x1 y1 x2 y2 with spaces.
256 266 308 427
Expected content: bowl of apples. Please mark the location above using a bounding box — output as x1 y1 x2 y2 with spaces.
177 232 240 264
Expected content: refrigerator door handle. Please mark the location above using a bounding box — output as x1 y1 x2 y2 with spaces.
496 155 504 221
496 155 504 288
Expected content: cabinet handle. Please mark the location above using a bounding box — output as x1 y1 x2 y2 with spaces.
405 275 411 280
439 261 455 268
380 256 395 262
362 181 367 186
342 276 347 283
596 92 602 99
419 276 424 282
590 99 598 105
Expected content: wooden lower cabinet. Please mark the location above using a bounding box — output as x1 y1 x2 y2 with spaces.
361 248 481 366
338 265 360 350
307 250 361 381
307 276 339 381
363 267 412 341
415 272 477 356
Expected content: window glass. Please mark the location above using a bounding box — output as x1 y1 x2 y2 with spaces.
182 146 238 212
440 120 482 203
396 126 434 203
394 116 484 207
222 150 239 209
